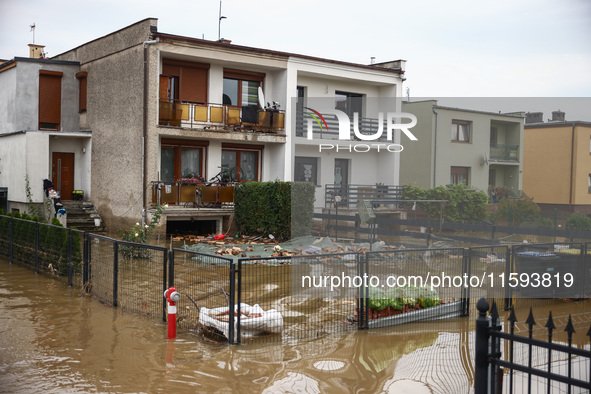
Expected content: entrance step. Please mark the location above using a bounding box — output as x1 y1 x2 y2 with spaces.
60 200 106 234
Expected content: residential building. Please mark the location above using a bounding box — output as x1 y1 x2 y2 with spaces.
0 53 91 215
400 100 524 193
43 18 406 232
523 112 591 213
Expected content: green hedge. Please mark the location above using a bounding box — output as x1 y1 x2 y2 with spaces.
234 181 315 242
402 184 489 223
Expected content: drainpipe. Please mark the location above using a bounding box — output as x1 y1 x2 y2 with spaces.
142 38 159 226
432 105 439 188
568 122 575 212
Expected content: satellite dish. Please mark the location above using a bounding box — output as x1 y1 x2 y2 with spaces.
258 87 266 109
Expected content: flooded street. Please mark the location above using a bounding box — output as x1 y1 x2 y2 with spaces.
1 257 589 393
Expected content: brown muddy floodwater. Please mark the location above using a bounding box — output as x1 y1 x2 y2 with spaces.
1 258 590 394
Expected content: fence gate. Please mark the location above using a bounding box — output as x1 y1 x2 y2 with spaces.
84 234 169 321
475 297 591 394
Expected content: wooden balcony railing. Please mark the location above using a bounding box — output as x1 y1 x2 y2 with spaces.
152 181 236 208
159 100 285 133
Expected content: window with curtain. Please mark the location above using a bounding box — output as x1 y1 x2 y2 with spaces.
221 146 261 181
452 120 471 142
160 139 208 181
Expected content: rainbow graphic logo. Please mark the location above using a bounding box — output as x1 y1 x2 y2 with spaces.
304 107 329 132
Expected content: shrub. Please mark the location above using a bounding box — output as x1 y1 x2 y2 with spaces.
234 181 315 242
402 184 489 223
565 213 591 231
496 196 540 225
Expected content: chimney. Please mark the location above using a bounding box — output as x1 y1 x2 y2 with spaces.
525 112 543 124
550 110 565 122
28 44 45 59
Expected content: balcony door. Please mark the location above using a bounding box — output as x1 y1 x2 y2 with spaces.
52 152 74 200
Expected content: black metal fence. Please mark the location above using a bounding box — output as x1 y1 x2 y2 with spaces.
0 215 84 286
315 211 591 247
475 298 591 394
84 233 168 319
2 214 590 350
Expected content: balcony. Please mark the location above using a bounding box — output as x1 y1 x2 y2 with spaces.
489 144 519 162
159 100 285 134
295 111 391 141
152 180 236 208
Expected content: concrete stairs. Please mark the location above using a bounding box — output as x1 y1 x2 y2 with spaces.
60 200 106 234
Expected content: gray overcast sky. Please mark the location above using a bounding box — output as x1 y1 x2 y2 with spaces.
1 0 590 114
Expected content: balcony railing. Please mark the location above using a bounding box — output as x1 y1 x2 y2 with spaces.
159 100 285 133
324 184 404 208
489 144 519 162
152 180 236 208
295 111 391 141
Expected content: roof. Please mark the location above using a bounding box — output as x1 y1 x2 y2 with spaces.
404 100 525 119
525 121 591 128
0 57 80 73
154 31 404 75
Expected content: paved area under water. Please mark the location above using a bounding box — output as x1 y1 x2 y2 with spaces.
1 257 589 393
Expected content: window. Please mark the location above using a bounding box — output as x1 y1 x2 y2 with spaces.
588 174 591 193
39 70 62 130
160 59 209 104
294 157 318 184
452 120 471 142
450 166 470 186
221 143 263 181
222 69 265 107
160 139 208 182
335 91 363 118
489 169 496 187
76 71 87 112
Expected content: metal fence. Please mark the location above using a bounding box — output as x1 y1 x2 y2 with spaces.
84 233 168 319
0 215 84 286
475 298 591 394
2 213 590 350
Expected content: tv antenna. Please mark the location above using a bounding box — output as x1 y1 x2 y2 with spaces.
30 23 36 44
218 1 227 41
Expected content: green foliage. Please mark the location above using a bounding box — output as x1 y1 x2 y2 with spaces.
565 213 591 231
118 204 167 257
233 181 315 242
536 217 554 229
25 174 44 219
489 186 511 202
496 196 540 225
402 184 489 223
369 285 440 311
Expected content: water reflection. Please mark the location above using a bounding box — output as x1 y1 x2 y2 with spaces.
1 259 589 393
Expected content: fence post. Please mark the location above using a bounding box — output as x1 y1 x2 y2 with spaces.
168 250 174 288
35 222 39 273
475 297 490 394
162 248 168 322
82 233 88 289
462 248 471 316
67 229 73 287
228 261 236 345
505 247 512 311
113 242 118 307
491 220 496 243
9 216 13 264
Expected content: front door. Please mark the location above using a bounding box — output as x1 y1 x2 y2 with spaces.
334 158 349 204
52 152 74 200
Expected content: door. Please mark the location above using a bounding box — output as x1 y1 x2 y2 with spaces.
52 152 74 200
334 158 349 205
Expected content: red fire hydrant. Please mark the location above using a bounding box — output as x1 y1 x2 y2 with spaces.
163 286 181 339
